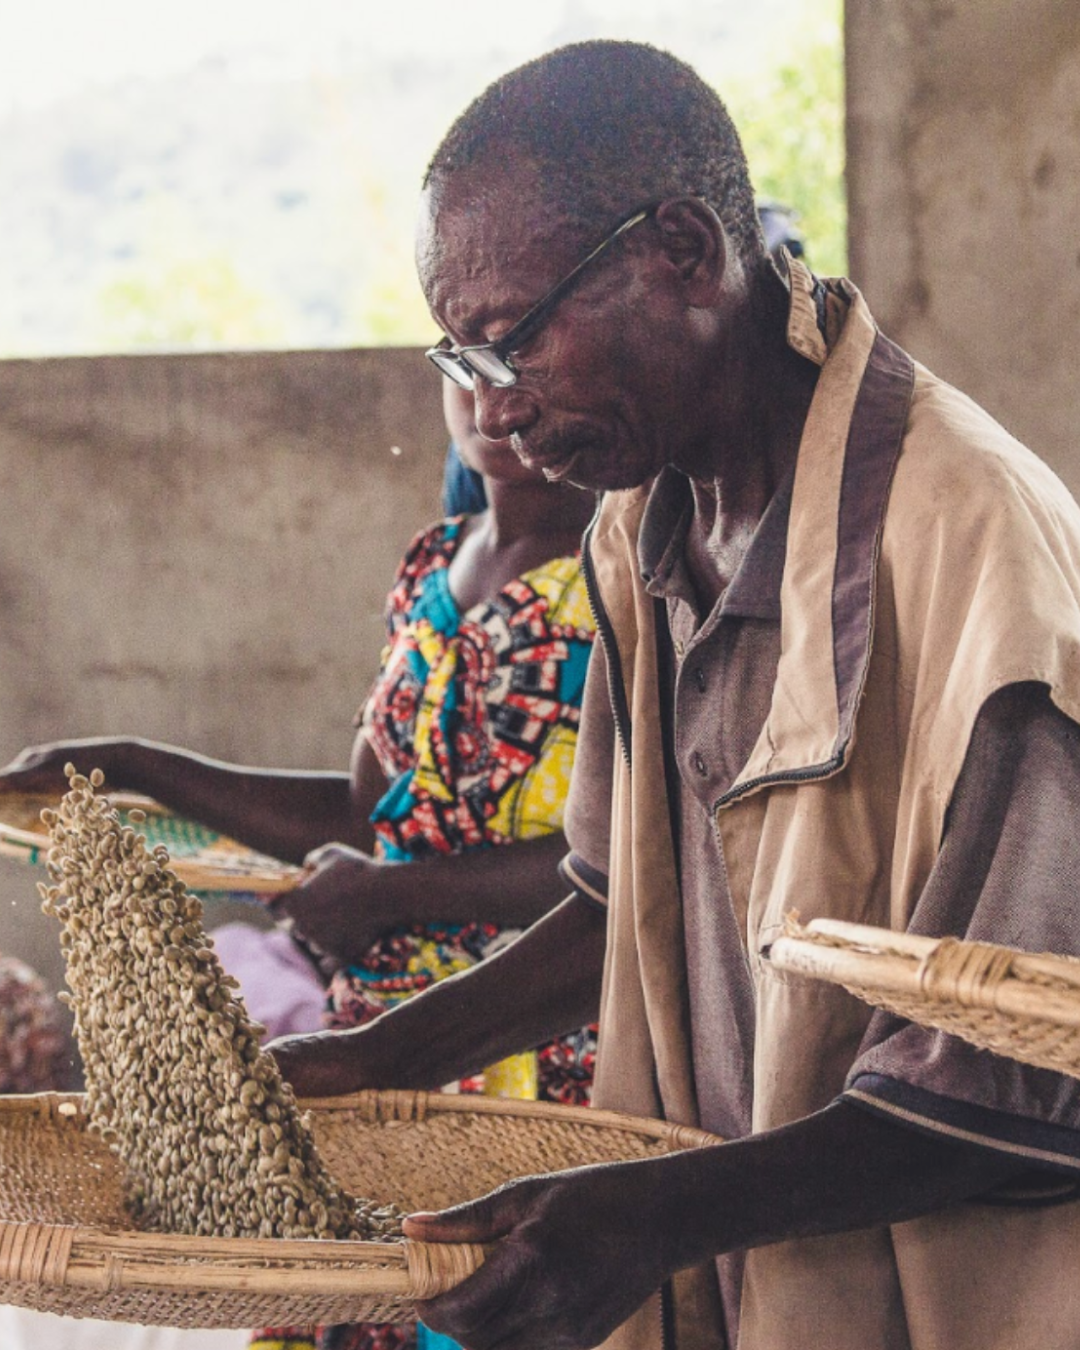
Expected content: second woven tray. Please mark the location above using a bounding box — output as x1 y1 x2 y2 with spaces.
769 917 1080 1078
0 1089 721 1328
0 791 300 896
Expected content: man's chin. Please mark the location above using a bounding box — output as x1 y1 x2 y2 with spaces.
569 459 653 494
514 434 650 494
531 452 570 482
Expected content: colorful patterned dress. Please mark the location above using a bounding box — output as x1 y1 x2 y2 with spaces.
253 518 597 1350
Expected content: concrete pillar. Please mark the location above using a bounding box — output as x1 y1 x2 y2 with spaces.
846 0 1080 492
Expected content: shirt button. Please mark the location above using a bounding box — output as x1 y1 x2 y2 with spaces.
674 639 685 658
693 667 706 693
692 751 708 777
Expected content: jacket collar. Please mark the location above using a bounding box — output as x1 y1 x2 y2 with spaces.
583 267 916 797
718 269 915 806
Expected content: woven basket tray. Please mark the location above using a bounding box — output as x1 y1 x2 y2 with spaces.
0 1088 721 1328
0 791 299 896
769 918 1080 1078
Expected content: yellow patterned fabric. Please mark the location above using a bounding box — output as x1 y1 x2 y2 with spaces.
260 527 598 1350
363 524 594 859
328 521 597 1106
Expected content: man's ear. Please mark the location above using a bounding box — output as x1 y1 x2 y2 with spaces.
651 197 727 305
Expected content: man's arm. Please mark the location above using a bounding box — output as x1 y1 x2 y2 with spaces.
406 1100 1023 1350
268 893 606 1095
407 681 1080 1350
842 682 1080 1172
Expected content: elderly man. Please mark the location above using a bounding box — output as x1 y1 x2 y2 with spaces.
275 40 1080 1350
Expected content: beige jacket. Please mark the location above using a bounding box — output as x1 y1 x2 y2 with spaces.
587 260 1080 1349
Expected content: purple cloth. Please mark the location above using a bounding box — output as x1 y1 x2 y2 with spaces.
209 923 326 1041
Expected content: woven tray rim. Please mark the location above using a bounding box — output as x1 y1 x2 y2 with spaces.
0 790 300 895
0 1089 723 1319
768 919 1080 1069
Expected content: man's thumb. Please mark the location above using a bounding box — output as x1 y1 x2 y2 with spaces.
403 1182 533 1244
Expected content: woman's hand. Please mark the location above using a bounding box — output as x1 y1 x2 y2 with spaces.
270 843 399 966
0 738 131 796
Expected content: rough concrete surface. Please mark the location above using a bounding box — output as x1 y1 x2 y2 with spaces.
846 0 1080 495
0 345 444 1021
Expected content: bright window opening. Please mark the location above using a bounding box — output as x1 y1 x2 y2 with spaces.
0 0 844 357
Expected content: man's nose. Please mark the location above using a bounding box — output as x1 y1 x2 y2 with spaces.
473 380 539 443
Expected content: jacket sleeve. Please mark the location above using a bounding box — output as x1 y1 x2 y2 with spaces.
844 680 1080 1189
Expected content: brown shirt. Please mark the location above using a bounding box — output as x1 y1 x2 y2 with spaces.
563 467 1080 1342
570 260 1080 1350
566 461 1080 1155
643 465 791 1144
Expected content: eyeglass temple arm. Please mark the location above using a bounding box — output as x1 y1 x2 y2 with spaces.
492 208 653 356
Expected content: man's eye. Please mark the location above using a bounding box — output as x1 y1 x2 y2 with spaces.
507 327 545 364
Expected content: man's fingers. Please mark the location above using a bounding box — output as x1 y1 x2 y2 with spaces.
402 1182 559 1348
403 1209 498 1243
267 1032 342 1097
412 1240 531 1350
404 1182 537 1244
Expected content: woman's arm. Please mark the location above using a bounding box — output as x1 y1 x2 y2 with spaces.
271 831 570 963
0 736 360 865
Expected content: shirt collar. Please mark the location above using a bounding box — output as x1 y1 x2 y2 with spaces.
781 250 854 367
637 464 792 621
635 256 848 622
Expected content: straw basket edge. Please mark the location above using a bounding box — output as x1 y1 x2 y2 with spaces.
0 1089 723 1328
768 919 1080 1079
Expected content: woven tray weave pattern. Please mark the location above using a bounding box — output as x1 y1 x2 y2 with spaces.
0 1090 721 1328
0 792 299 895
769 918 1080 1078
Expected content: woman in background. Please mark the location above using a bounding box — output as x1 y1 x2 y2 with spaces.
0 380 599 1350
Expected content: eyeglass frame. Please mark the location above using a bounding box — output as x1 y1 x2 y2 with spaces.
425 204 656 391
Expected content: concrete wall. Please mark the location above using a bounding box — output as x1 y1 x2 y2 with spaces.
846 0 1080 495
0 346 445 1018
5 3 1080 1046
0 346 445 765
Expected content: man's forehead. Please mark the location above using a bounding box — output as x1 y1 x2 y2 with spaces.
418 172 580 322
421 168 572 259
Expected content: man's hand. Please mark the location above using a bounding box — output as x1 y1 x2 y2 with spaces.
405 1161 672 1350
269 896 605 1105
400 1098 1030 1350
266 1026 376 1098
270 843 396 965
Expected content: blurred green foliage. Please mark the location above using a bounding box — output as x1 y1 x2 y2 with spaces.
94 202 289 351
720 0 847 275
97 255 288 350
87 2 845 351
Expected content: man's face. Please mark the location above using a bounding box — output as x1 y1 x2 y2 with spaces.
441 378 541 486
418 172 705 493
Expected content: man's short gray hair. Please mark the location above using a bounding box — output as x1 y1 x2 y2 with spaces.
424 40 768 267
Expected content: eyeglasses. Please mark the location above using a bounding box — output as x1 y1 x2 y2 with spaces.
426 205 654 391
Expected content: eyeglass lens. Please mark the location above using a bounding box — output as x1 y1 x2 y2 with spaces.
430 350 476 389
461 348 517 388
429 345 518 391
